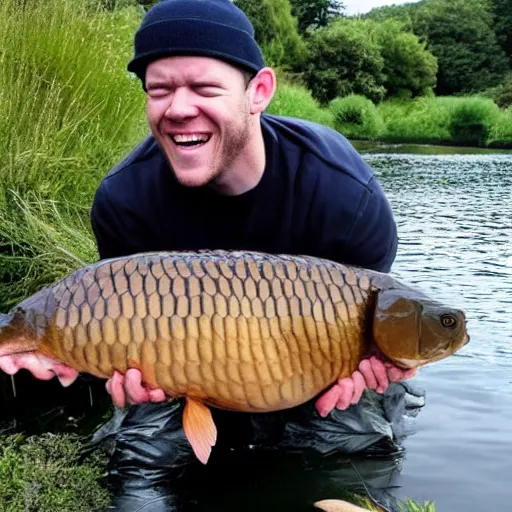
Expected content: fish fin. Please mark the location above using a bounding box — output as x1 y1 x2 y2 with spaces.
182 397 217 464
314 499 372 511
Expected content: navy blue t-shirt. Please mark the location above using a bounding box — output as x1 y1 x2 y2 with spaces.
90 114 397 272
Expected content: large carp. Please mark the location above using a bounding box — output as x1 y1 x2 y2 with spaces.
0 250 469 463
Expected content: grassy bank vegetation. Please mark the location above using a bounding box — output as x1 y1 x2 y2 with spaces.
0 433 110 511
0 0 147 311
268 85 512 148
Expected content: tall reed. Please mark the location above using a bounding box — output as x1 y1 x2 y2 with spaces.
0 0 146 309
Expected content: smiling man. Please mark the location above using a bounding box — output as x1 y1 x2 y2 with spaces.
89 0 419 510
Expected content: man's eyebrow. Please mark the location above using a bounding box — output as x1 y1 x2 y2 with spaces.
145 79 172 88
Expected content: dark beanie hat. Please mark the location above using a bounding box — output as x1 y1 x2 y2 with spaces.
127 0 265 83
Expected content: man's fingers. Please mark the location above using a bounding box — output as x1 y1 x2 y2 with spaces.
0 355 19 375
335 378 355 410
358 358 378 390
124 368 150 405
387 365 417 382
315 384 342 417
108 370 127 409
369 356 389 393
350 371 366 404
148 387 167 403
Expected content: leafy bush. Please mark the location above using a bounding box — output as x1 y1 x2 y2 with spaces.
266 82 334 127
377 97 453 142
495 74 512 109
448 97 501 146
299 18 386 105
329 94 384 139
369 18 438 98
234 0 306 70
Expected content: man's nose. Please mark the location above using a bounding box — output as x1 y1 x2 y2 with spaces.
164 87 198 120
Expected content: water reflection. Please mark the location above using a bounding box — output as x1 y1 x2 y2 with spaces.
363 152 512 510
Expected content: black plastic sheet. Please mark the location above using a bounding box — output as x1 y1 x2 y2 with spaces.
89 382 425 511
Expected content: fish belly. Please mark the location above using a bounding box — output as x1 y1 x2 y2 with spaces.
42 251 371 412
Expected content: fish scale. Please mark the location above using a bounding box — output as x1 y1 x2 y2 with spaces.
19 251 371 411
0 249 470 464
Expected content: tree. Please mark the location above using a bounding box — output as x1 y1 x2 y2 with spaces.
413 0 509 95
234 0 306 69
288 0 345 34
299 18 386 104
490 0 512 66
370 19 438 97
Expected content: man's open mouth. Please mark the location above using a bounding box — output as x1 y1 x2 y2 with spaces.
171 134 211 147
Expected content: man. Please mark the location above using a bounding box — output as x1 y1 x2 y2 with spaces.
89 0 421 509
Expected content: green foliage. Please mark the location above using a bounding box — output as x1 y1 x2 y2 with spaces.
0 0 146 204
300 18 386 104
448 97 501 145
0 0 145 308
288 0 345 34
266 82 335 127
374 95 510 147
413 0 509 95
363 3 416 28
376 97 453 143
488 106 512 146
234 0 306 69
0 433 110 512
491 0 512 66
329 94 384 139
0 191 96 311
496 78 512 109
366 18 438 98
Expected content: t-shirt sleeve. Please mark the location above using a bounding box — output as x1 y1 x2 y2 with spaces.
90 181 134 260
323 176 398 273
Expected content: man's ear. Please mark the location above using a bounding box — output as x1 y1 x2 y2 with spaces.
248 67 277 114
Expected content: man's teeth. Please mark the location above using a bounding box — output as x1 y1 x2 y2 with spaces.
172 134 210 145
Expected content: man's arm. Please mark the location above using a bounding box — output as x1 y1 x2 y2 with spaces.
328 175 398 273
90 181 136 260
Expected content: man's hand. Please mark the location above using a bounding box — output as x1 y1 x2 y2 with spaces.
315 356 417 417
0 353 79 387
106 369 167 409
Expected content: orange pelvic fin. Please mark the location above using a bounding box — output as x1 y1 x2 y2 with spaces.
183 397 217 464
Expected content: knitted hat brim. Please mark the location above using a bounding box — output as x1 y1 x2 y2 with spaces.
128 18 265 79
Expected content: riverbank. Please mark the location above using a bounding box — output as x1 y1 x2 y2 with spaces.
267 85 512 150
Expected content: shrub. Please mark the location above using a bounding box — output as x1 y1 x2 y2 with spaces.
448 97 501 146
299 18 386 105
329 95 384 139
266 82 335 127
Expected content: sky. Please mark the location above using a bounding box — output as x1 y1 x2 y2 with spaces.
343 0 420 16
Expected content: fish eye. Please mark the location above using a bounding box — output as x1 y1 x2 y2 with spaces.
440 314 457 329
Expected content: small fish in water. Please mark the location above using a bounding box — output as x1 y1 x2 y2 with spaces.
0 250 469 464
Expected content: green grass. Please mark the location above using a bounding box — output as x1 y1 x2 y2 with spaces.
0 432 110 512
374 95 510 147
329 94 384 140
0 0 146 204
267 81 335 128
0 0 148 310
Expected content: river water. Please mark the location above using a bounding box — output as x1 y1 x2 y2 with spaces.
2 144 511 511
358 145 512 511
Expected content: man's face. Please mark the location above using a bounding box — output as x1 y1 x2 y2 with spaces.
145 56 253 188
